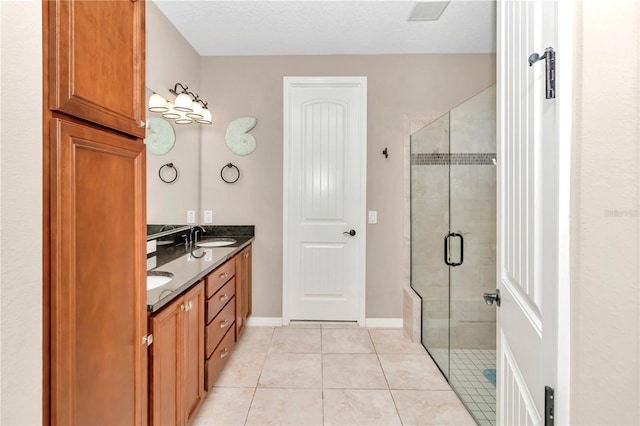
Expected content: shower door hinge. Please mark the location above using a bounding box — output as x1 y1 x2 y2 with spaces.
545 386 555 426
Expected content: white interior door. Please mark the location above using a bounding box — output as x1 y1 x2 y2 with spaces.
283 77 367 324
497 1 560 424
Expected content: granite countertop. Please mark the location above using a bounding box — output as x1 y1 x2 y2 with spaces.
147 235 254 313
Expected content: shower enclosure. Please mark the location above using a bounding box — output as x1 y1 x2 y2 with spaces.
410 85 496 425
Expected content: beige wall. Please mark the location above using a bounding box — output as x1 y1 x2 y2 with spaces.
198 54 496 318
570 1 640 423
146 2 201 225
0 1 43 423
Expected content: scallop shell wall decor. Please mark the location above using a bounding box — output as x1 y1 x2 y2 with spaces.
226 116 258 156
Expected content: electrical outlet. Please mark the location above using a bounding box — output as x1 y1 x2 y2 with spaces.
204 210 213 224
368 211 377 224
187 210 196 224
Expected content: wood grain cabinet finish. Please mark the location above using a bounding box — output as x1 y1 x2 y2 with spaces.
45 0 147 423
206 259 235 297
182 283 206 423
205 300 236 358
206 278 236 324
149 294 181 426
203 260 238 390
205 326 236 389
150 282 205 426
235 245 253 338
49 119 147 425
48 0 146 138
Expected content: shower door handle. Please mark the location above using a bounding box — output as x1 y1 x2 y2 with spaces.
444 233 464 267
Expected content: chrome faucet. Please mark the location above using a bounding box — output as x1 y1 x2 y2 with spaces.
191 226 206 244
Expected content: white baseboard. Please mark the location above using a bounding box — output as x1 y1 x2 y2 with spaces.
365 318 404 328
246 317 284 327
246 317 403 328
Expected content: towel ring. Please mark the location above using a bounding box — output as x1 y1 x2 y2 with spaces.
159 163 178 183
220 163 240 184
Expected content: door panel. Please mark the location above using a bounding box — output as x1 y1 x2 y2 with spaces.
183 283 205 423
48 0 145 137
50 118 147 424
151 300 182 426
497 0 558 423
284 77 367 323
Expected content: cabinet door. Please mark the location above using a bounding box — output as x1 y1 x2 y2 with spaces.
244 245 252 320
150 300 182 426
48 0 145 137
183 282 205 423
235 245 252 338
50 119 147 425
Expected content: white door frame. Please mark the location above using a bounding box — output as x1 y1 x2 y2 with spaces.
282 76 367 326
553 0 573 422
496 0 572 423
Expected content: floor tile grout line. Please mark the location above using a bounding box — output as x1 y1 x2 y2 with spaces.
244 327 276 425
369 328 404 425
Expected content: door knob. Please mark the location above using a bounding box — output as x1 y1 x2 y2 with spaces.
483 289 501 307
343 230 356 236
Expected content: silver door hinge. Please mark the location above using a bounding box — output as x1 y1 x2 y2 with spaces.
142 334 154 346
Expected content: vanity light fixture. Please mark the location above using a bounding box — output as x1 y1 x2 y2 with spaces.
148 82 212 125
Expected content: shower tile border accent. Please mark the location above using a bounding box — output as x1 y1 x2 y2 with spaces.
411 153 496 166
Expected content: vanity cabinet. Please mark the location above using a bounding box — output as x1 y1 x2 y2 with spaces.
235 245 253 337
204 259 237 389
48 0 146 138
150 282 205 426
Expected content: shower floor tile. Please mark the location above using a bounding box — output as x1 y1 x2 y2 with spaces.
449 348 496 425
420 347 497 423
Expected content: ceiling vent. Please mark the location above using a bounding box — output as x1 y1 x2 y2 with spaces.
408 1 451 21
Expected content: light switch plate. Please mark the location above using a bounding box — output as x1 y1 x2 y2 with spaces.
187 210 196 224
204 210 213 224
368 211 377 224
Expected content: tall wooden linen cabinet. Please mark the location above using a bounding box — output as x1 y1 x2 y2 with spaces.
44 1 148 424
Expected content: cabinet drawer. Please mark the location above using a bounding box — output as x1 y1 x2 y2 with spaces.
206 278 235 324
205 325 236 390
206 259 235 297
205 300 235 358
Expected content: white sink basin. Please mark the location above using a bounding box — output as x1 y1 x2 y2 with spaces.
196 238 236 248
147 271 173 290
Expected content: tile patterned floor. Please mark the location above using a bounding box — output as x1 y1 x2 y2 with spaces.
192 324 478 426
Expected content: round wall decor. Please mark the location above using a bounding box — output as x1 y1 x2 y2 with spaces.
226 117 257 156
145 117 176 155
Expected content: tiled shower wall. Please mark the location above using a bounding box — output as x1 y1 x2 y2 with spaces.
410 85 497 356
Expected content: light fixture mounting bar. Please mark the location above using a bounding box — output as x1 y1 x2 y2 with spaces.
169 82 208 108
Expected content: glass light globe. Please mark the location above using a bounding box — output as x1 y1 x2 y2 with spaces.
162 102 181 119
148 93 168 112
186 102 204 119
197 108 212 124
174 93 193 112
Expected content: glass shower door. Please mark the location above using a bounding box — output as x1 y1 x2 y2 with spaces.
410 112 451 378
448 85 497 425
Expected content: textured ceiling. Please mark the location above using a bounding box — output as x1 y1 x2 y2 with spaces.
152 0 496 56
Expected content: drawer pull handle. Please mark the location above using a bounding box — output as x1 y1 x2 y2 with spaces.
219 319 229 328
219 294 229 302
220 348 229 358
219 272 229 279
